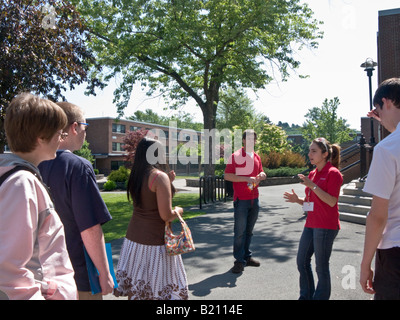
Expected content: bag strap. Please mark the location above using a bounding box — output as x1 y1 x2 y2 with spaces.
0 165 53 201
0 166 38 187
166 211 186 228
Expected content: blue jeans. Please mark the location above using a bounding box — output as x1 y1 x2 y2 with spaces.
297 227 338 300
233 198 259 264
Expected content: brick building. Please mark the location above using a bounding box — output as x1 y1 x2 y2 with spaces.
86 117 202 175
368 8 400 141
360 8 400 143
377 8 400 84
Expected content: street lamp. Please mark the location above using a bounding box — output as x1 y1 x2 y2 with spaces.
360 57 378 146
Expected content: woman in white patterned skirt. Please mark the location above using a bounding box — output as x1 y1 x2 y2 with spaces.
114 137 188 300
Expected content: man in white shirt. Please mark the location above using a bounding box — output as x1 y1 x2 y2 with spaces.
360 78 400 299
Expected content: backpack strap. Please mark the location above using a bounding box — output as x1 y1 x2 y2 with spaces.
0 166 38 187
0 165 53 201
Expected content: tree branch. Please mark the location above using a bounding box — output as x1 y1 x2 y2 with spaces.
136 55 205 110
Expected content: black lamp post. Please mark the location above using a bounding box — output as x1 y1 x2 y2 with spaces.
360 58 378 146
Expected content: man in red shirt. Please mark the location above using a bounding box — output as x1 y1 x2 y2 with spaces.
225 130 267 273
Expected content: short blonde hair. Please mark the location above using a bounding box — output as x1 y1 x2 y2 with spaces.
5 93 67 153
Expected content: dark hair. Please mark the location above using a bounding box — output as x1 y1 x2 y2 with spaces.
127 137 175 206
373 78 400 109
312 137 341 169
242 129 257 140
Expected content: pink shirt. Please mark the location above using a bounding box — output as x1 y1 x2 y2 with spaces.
0 166 77 300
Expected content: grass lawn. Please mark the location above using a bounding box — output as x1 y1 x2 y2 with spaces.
101 192 204 242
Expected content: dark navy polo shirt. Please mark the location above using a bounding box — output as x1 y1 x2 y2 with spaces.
39 150 112 291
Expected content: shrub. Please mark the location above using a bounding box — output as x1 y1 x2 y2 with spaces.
108 166 130 183
260 150 306 169
103 180 117 191
264 167 308 177
257 123 291 154
281 150 306 168
215 158 226 176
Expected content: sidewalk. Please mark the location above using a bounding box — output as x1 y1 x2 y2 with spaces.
105 181 371 300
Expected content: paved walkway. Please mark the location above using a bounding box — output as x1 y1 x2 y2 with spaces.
105 179 371 300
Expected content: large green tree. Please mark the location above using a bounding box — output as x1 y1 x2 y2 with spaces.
0 0 103 152
74 0 322 174
302 97 356 144
216 87 269 133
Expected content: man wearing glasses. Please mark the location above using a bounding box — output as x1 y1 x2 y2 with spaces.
39 102 114 300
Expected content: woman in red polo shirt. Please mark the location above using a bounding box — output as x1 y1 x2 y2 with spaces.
284 137 343 300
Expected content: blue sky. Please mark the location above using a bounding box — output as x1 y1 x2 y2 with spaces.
65 0 400 131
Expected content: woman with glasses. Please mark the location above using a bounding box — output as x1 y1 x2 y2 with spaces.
284 137 343 300
0 93 77 300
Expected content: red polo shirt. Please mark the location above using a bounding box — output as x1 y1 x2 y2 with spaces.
225 148 263 201
304 162 343 230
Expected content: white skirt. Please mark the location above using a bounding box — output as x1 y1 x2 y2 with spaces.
114 238 189 300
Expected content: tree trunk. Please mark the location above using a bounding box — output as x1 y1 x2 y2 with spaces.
202 101 217 177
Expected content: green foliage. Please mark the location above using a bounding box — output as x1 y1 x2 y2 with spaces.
302 97 356 144
74 0 322 110
214 158 227 176
108 166 130 183
103 180 117 191
73 140 94 164
277 121 302 135
264 167 308 178
257 123 291 155
129 109 203 132
216 88 269 132
73 0 322 175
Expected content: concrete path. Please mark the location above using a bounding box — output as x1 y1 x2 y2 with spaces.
104 179 371 300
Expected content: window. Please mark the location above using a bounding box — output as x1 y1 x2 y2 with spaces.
130 126 141 131
112 123 126 133
111 161 127 171
112 142 125 152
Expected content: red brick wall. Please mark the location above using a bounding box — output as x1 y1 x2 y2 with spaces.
86 118 112 154
377 8 400 139
378 9 400 84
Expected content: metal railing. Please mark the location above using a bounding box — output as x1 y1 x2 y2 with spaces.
339 135 374 182
199 175 227 209
339 143 361 177
294 136 373 182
